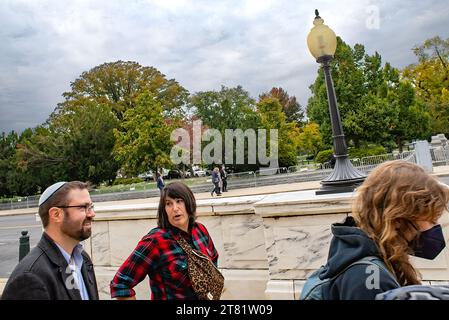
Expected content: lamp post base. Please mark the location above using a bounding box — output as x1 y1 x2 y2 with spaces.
315 180 364 195
315 156 366 195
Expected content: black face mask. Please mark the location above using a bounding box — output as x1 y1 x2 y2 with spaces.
410 224 446 260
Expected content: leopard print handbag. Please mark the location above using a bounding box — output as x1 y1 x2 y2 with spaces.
176 237 224 300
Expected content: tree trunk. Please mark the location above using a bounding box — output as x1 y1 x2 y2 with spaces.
397 136 403 153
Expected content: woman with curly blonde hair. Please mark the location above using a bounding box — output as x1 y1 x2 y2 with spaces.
307 160 449 300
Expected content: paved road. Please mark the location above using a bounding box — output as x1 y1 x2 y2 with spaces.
0 214 41 278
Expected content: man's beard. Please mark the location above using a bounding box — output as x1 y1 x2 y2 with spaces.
62 212 92 241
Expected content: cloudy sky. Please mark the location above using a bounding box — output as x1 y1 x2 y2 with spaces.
1 0 448 133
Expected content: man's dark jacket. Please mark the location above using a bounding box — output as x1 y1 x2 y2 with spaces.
1 232 99 300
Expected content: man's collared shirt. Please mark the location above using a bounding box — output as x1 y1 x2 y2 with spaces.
55 242 90 300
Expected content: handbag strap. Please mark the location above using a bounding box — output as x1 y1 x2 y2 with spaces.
176 236 194 254
176 235 212 262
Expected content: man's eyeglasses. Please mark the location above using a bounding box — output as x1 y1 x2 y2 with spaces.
57 204 95 213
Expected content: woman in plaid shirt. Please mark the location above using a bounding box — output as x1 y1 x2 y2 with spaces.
110 182 219 300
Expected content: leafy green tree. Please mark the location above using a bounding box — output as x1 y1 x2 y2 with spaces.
307 37 430 150
190 86 260 171
259 87 305 126
54 61 189 182
386 82 431 152
297 122 323 157
191 85 259 133
18 100 119 186
0 131 19 196
15 126 67 193
307 38 366 147
14 61 189 193
343 93 397 147
257 97 300 168
403 36 449 135
51 99 120 185
113 92 177 176
59 61 189 120
0 127 65 197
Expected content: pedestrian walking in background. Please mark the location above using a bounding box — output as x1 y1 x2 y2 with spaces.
301 160 449 300
110 182 220 300
2 181 99 300
210 167 222 196
220 165 228 192
156 171 165 194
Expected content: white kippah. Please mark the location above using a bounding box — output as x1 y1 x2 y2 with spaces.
38 182 67 206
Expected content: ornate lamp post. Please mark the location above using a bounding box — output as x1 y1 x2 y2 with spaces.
307 10 366 195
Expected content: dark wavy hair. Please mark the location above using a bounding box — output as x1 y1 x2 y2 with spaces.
157 182 197 230
352 160 449 285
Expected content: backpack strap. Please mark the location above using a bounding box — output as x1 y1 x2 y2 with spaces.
330 256 400 287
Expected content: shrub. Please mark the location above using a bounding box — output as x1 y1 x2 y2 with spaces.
315 145 386 164
315 149 334 164
348 145 386 159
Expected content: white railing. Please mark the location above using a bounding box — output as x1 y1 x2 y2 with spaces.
430 146 449 166
350 150 416 173
287 150 416 175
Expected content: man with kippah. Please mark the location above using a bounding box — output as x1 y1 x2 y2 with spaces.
1 181 99 300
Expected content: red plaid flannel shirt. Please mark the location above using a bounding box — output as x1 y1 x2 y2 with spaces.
110 222 218 300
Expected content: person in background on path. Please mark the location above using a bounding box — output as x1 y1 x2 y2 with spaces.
220 165 228 192
210 167 222 196
156 171 165 194
110 182 219 300
302 160 449 299
1 181 99 300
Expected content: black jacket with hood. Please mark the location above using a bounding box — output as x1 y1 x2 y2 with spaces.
320 216 400 300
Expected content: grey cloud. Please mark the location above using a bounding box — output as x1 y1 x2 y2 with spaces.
1 0 449 133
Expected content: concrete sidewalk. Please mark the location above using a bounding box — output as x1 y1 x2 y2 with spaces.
1 165 448 217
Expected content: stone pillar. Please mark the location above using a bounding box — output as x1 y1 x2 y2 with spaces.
254 190 354 300
414 140 433 173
